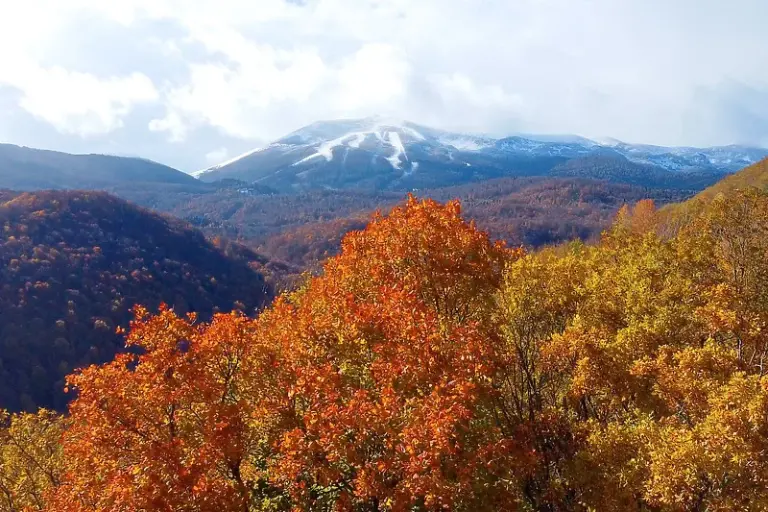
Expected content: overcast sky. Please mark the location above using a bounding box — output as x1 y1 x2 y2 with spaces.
0 0 767 172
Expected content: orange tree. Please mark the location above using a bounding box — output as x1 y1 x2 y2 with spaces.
258 196 525 511
48 196 524 511
48 307 295 512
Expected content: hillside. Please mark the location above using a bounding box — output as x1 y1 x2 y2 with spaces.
114 177 692 271
549 151 724 189
659 158 768 225
687 157 768 202
0 191 272 412
0 144 200 190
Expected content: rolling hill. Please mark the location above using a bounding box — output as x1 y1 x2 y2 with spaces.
116 177 693 272
0 143 200 190
0 190 273 412
687 157 768 202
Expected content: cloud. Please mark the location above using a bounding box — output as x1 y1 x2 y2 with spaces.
0 1 159 136
0 68 158 136
0 0 767 170
149 36 329 140
205 147 229 164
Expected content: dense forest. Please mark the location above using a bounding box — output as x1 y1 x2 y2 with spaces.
2 154 768 509
0 191 272 412
116 177 694 271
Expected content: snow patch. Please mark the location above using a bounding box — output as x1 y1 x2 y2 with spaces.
440 136 491 151
401 125 425 141
387 131 407 169
348 132 367 148
403 161 419 177
193 146 268 176
292 133 358 166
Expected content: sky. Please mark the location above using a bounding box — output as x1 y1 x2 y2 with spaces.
0 0 767 172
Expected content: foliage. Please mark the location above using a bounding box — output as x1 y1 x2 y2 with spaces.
0 409 64 511
7 186 768 510
127 177 690 273
0 191 271 412
47 307 293 512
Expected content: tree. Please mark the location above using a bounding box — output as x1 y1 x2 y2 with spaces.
48 307 293 512
41 190 768 510
262 196 523 510
0 409 64 511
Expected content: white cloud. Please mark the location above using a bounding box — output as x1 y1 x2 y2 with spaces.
205 147 229 164
0 1 159 136
0 0 768 166
2 68 157 136
335 44 410 112
149 38 329 140
430 74 524 111
149 41 415 141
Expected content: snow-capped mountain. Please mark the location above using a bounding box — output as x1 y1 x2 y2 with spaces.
197 117 768 192
196 117 490 190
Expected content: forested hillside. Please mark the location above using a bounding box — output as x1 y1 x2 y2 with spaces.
683 157 768 203
118 177 693 271
3 180 768 509
0 191 272 412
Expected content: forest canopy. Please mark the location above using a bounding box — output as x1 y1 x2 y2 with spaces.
3 187 768 511
0 191 272 412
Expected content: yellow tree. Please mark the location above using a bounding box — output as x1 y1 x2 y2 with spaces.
0 409 64 512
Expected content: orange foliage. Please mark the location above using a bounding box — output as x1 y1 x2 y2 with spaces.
49 306 293 512
49 196 523 511
259 196 521 510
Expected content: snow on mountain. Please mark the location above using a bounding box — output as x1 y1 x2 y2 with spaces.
438 134 495 151
193 146 273 177
515 133 599 146
196 117 768 192
287 117 420 169
386 131 407 169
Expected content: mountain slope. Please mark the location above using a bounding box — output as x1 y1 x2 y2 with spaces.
0 191 272 412
0 144 199 190
687 157 768 202
196 117 492 191
197 118 768 192
550 151 723 189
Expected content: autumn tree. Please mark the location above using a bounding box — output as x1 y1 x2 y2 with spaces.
48 307 294 512
40 190 768 511
0 409 64 511
494 188 768 510
260 196 524 510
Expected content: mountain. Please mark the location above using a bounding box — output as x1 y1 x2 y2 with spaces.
0 143 199 190
0 190 272 412
196 117 768 192
128 174 691 273
549 151 724 190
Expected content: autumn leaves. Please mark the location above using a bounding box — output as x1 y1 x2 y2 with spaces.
4 190 768 511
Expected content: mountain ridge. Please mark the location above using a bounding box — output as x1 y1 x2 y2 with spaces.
196 117 768 192
0 143 201 190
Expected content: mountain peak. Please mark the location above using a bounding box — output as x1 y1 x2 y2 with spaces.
195 117 768 192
